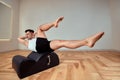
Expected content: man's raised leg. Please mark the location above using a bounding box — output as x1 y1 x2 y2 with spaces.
39 16 64 31
50 32 104 50
36 16 64 38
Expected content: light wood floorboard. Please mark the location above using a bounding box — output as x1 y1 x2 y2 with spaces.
0 50 120 80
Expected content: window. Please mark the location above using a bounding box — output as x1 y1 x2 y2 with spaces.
0 1 12 41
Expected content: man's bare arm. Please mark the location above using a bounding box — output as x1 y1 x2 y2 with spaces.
17 36 28 47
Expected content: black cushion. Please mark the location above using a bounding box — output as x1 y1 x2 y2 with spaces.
12 55 35 74
27 51 49 62
12 51 59 79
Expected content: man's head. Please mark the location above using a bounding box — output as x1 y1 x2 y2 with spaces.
25 29 35 40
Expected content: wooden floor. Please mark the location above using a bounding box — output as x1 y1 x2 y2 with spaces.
0 50 120 80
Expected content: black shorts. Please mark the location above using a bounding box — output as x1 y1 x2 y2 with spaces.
36 37 54 53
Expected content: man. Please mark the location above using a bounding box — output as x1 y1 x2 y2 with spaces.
18 16 104 53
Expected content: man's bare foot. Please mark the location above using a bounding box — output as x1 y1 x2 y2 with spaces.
86 32 104 48
54 16 64 28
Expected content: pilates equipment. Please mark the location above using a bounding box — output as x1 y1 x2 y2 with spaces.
12 51 59 79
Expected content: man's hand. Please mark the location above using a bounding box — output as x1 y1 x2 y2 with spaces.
34 32 37 37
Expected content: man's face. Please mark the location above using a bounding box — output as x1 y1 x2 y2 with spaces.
25 31 34 40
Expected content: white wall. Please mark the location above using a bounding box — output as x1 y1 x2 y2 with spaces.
0 0 119 52
110 0 120 51
19 0 112 50
0 0 19 52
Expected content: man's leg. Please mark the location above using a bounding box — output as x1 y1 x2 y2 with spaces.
38 16 64 31
36 16 64 38
50 32 104 50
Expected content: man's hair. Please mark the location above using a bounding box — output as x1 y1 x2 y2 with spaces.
25 29 34 33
